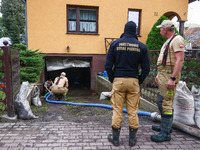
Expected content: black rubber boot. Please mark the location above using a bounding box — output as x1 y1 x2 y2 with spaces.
157 94 164 113
152 125 172 133
108 127 120 146
129 127 137 147
152 94 165 133
57 94 63 101
152 125 161 132
151 114 173 142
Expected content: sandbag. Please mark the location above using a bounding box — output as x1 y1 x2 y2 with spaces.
31 86 42 107
15 81 38 120
99 92 111 100
191 85 200 128
173 81 195 125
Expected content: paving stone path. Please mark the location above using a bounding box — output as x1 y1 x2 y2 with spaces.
0 120 200 150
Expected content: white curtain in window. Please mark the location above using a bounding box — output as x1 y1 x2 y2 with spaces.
69 21 76 31
80 10 96 21
80 22 96 32
80 9 96 32
68 8 76 31
128 10 139 34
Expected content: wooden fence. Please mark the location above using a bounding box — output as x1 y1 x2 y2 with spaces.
0 41 21 117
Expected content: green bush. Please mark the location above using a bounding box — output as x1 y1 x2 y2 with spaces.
20 50 44 67
146 16 168 50
181 60 200 88
20 71 40 83
146 16 180 50
13 44 27 51
15 44 45 83
146 16 180 65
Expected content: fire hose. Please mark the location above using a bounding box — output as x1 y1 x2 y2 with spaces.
45 92 200 138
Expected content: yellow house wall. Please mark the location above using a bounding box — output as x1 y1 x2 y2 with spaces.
27 0 188 54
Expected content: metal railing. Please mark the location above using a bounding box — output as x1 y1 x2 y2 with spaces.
104 38 118 53
185 48 200 58
0 41 21 117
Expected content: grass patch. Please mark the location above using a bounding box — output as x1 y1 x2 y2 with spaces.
31 100 49 113
141 88 158 104
0 110 6 116
66 96 112 104
61 105 111 117
66 97 80 101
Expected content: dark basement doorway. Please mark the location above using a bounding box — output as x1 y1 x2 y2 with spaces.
45 57 92 97
46 67 90 88
45 67 91 97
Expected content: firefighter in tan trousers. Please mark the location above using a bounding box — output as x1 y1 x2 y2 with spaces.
151 20 185 142
50 72 68 101
105 21 150 147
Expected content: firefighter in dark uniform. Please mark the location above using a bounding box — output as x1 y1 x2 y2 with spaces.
105 21 150 147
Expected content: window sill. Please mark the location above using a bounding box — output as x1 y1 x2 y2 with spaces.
66 32 100 35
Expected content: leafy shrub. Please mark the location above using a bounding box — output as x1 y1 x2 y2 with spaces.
0 49 6 111
146 16 180 65
146 16 168 50
15 44 45 83
13 44 27 51
181 60 200 88
146 16 180 50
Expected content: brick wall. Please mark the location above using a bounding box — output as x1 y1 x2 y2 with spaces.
91 54 106 92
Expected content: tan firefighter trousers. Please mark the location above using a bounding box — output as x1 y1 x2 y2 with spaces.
111 78 140 129
157 65 181 114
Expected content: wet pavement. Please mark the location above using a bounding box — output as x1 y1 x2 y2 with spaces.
0 117 200 150
0 88 200 149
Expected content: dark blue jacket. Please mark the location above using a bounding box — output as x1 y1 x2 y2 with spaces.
105 21 150 84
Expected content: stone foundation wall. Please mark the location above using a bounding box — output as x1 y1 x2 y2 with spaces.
95 75 112 95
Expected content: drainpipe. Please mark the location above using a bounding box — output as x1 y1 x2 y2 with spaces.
179 21 185 37
21 0 28 48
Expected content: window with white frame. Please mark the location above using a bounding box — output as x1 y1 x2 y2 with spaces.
128 9 141 35
67 5 98 34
